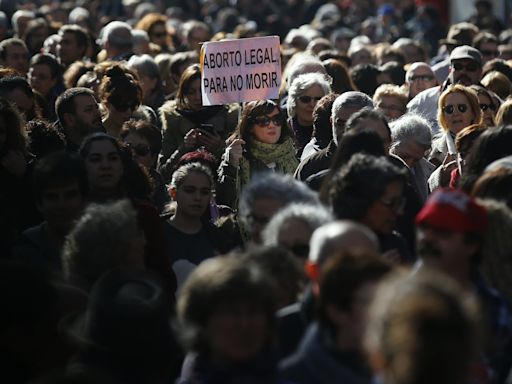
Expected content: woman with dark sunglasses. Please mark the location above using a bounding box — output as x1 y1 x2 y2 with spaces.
217 99 299 209
287 72 331 157
120 119 169 212
98 64 143 138
429 84 482 167
469 84 498 127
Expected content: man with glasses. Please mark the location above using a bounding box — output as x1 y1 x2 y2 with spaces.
295 91 373 182
408 45 483 135
405 62 438 99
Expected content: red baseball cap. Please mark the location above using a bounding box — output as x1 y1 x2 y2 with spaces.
416 189 488 233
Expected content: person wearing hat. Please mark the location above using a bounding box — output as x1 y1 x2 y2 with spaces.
407 45 483 136
414 188 512 382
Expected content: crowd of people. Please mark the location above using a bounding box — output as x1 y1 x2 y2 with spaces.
3 0 512 383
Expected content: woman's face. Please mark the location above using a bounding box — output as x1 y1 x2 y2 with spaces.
361 181 404 235
28 63 56 97
442 92 475 135
206 300 269 364
149 22 168 48
477 93 495 126
251 107 282 144
122 132 156 170
174 171 211 218
184 78 202 111
295 84 325 126
84 139 124 194
107 100 138 127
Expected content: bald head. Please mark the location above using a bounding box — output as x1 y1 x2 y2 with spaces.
309 220 379 266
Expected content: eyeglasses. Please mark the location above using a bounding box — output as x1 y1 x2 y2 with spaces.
409 75 435 82
253 115 282 127
443 104 468 114
452 62 479 72
126 143 151 156
298 95 322 103
114 103 139 112
377 103 405 112
379 196 406 211
480 103 496 112
481 50 499 57
151 32 167 38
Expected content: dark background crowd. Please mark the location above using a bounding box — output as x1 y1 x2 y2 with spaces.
3 0 512 383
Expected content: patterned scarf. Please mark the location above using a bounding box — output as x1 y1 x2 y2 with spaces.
238 136 299 188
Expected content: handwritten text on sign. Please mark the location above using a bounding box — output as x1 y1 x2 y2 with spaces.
200 36 281 106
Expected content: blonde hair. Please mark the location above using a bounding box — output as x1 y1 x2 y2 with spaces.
437 84 482 133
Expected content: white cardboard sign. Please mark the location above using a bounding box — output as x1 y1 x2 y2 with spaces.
200 36 281 106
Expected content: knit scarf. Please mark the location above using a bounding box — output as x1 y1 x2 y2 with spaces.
238 137 299 188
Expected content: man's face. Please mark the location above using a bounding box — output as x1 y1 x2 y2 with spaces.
449 59 482 86
38 180 85 234
4 44 29 74
57 31 84 66
332 106 361 144
416 223 478 277
407 65 437 98
391 139 428 168
247 197 282 244
68 94 103 136
353 117 391 153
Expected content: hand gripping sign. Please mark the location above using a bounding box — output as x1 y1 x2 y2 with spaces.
200 36 282 106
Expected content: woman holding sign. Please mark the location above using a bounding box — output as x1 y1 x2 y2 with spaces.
158 64 239 182
217 99 299 209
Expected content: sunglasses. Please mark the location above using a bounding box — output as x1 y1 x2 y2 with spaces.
253 115 282 127
409 75 435 82
379 196 406 211
443 104 468 114
298 95 322 103
452 62 479 72
480 103 496 112
126 143 151 156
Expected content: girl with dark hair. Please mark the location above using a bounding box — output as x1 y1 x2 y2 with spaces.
158 64 238 182
79 132 176 297
217 99 299 209
98 64 143 138
0 97 40 249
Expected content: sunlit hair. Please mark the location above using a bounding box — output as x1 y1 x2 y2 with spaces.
175 63 201 110
437 84 482 132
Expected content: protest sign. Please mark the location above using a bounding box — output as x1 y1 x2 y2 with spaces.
200 36 281 106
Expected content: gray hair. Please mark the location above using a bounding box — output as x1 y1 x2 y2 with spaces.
69 7 90 24
128 54 160 79
390 113 432 150
11 10 34 36
331 91 374 121
62 199 143 289
286 54 326 90
239 172 319 228
405 62 434 82
132 30 150 45
262 202 333 246
102 21 133 49
287 72 331 119
309 220 379 266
